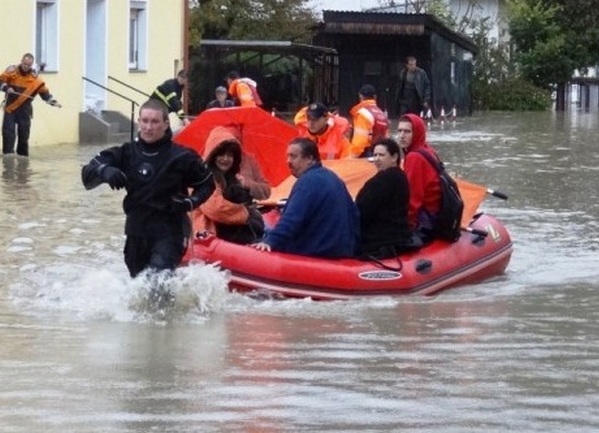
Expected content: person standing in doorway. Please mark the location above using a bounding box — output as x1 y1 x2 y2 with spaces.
396 56 431 116
150 69 190 126
0 53 61 156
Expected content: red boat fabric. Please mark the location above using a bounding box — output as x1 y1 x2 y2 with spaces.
183 213 512 300
174 106 298 187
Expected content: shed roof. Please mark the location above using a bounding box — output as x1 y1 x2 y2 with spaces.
317 11 477 54
200 39 338 58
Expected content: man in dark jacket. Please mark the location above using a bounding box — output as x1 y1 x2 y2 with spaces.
253 137 359 258
396 56 432 116
150 70 189 126
81 99 214 277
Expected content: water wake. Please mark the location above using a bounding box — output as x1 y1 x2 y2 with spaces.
9 260 230 323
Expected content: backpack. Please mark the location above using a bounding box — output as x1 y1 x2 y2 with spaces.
416 150 464 242
363 104 389 144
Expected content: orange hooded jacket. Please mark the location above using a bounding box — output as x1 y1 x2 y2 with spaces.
191 127 249 235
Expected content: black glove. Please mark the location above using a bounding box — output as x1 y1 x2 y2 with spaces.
101 166 127 190
171 194 194 213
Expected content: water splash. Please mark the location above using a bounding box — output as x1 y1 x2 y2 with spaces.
9 260 230 323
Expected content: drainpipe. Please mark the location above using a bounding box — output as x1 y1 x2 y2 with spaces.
183 0 190 115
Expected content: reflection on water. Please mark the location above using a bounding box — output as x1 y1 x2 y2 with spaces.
1 111 599 432
2 155 31 184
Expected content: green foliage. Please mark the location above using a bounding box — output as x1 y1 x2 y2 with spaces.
189 0 318 44
508 0 599 90
473 78 551 111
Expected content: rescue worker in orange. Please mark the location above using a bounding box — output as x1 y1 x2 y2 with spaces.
294 102 351 160
349 84 389 157
1 53 61 156
225 71 262 107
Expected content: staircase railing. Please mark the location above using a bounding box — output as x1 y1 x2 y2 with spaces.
82 76 139 142
108 75 151 99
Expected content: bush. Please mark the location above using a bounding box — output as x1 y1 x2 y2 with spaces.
473 78 552 111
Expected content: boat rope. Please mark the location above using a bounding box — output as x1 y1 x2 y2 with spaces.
365 254 403 272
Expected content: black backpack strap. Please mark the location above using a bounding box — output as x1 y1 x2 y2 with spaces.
415 149 443 173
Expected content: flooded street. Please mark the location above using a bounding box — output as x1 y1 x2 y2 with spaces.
1 110 598 432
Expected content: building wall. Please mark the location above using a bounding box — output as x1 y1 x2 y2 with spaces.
0 0 186 148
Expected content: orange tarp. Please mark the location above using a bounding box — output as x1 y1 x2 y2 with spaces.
259 159 488 227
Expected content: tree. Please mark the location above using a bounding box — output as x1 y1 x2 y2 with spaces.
189 0 318 44
508 0 599 110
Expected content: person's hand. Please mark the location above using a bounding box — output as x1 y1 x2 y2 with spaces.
47 98 61 108
224 183 252 204
236 173 247 188
101 166 127 190
171 194 194 213
182 118 191 126
252 241 271 252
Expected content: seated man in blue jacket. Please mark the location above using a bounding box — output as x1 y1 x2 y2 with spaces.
253 137 359 258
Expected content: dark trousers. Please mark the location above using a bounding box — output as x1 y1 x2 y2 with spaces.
398 88 423 116
124 235 187 278
2 110 32 156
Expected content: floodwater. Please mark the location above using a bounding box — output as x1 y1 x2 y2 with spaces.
1 110 598 432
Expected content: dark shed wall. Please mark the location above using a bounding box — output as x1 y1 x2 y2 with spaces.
430 33 473 116
317 33 432 117
313 12 476 118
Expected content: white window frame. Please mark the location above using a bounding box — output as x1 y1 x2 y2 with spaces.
35 0 59 72
129 1 148 71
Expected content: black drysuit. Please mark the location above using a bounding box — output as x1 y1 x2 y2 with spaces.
81 132 214 277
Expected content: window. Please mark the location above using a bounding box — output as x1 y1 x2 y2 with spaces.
36 0 59 72
129 1 147 70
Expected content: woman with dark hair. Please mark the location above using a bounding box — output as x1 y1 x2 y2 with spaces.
355 138 419 259
191 127 264 244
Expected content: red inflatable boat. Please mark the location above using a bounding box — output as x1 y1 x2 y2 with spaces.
181 211 512 300
177 108 513 300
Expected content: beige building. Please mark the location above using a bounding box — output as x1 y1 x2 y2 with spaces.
0 0 188 147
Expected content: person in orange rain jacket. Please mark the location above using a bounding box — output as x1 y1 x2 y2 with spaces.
349 84 389 157
192 127 265 244
212 125 271 200
1 53 60 156
397 113 442 244
294 102 351 160
225 71 263 107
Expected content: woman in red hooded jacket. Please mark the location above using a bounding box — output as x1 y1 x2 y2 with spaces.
397 113 442 243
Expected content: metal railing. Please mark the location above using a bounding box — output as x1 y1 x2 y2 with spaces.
108 75 151 99
82 76 139 142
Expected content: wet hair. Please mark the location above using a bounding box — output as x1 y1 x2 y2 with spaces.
140 99 169 121
372 138 402 165
290 137 320 162
207 140 242 175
